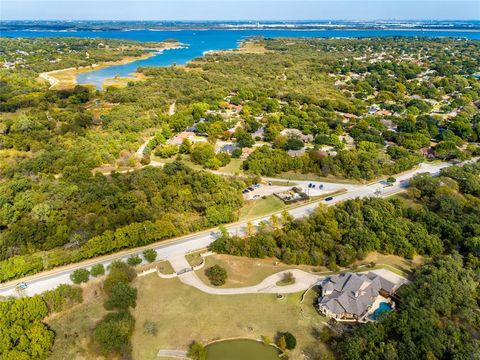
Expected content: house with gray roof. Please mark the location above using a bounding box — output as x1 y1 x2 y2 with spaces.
317 272 401 322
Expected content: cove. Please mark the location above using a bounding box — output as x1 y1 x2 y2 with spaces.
206 339 281 360
3 29 480 89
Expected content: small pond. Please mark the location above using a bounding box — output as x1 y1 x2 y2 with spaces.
206 339 280 360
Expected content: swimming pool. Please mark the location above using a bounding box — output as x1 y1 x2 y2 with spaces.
369 302 392 320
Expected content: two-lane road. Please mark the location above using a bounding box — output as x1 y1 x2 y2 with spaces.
1 158 476 297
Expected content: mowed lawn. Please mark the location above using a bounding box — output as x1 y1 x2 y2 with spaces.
196 254 319 288
239 195 285 221
131 275 331 360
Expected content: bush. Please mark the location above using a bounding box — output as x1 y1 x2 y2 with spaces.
283 332 296 350
143 249 157 263
127 255 142 266
90 264 105 277
232 148 242 158
187 341 207 360
70 268 90 284
205 264 227 286
143 320 158 336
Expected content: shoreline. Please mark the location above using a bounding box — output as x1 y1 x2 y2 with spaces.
38 42 182 89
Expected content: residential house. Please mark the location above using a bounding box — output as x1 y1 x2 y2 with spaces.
167 131 196 146
280 128 314 143
317 272 403 322
240 147 256 160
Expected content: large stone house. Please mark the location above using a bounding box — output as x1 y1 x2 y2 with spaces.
317 272 403 322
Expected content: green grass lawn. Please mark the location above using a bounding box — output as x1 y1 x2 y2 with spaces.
218 158 244 175
131 274 331 360
239 195 285 221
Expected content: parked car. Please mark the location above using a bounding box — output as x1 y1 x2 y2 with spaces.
252 194 260 199
325 197 334 201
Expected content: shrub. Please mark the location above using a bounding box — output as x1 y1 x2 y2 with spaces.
42 284 83 313
187 341 207 360
127 255 142 266
232 148 242 158
70 268 90 284
143 320 158 336
90 264 105 277
204 264 227 286
143 249 157 263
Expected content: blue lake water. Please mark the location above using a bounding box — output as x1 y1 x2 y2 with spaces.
3 29 480 89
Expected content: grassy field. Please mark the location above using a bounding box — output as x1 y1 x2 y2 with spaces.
196 254 320 288
46 297 107 360
239 195 285 221
131 274 331 360
218 158 243 175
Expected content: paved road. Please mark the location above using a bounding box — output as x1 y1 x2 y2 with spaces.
0 158 476 297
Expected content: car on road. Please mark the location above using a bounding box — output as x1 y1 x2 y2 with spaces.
16 282 27 290
325 197 334 201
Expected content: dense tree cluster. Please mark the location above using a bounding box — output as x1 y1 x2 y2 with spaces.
0 162 243 282
211 161 480 268
0 284 82 359
93 261 137 356
333 255 479 359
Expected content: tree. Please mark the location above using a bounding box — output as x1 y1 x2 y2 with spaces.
90 264 105 277
282 332 296 350
386 176 396 184
204 264 227 286
103 261 136 295
93 311 135 355
143 249 157 263
187 341 207 360
190 142 215 165
103 282 138 310
0 296 54 359
127 255 142 266
70 268 90 284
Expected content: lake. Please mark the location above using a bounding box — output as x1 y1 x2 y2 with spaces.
3 28 480 89
206 339 280 360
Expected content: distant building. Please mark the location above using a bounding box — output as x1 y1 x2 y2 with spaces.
317 272 405 322
167 131 196 146
280 128 314 143
240 147 256 159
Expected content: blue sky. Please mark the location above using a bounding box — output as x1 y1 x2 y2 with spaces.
1 0 479 21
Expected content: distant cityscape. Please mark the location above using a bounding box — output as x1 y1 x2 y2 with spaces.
1 19 479 32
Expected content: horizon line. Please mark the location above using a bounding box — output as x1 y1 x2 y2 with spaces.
2 19 480 22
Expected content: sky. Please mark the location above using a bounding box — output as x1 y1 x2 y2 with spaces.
1 0 479 21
